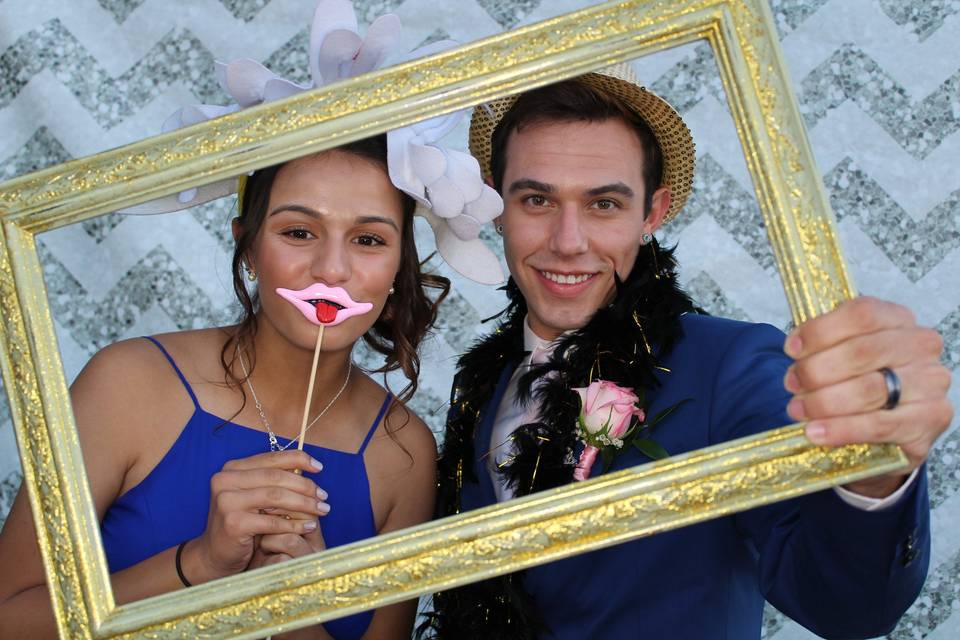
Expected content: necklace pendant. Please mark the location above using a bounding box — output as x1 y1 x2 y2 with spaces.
268 432 281 452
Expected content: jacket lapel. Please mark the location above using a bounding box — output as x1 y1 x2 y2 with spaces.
472 361 519 507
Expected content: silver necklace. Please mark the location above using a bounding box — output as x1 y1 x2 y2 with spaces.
235 343 352 452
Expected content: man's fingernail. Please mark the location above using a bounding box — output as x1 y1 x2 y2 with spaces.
785 334 802 358
784 369 800 393
316 487 328 500
310 458 323 470
805 422 827 443
318 502 331 514
787 397 806 420
304 521 318 531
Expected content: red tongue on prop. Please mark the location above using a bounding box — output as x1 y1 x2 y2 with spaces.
315 301 338 324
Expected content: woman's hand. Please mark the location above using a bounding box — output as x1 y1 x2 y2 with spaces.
183 450 330 583
248 526 328 570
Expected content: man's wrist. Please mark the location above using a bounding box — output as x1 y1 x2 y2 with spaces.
842 473 909 499
834 468 920 511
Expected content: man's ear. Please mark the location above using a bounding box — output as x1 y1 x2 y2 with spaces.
644 187 671 236
484 176 494 189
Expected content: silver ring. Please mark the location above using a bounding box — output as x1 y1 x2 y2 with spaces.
880 367 901 410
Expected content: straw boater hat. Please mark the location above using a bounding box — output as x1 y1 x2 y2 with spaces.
468 63 695 223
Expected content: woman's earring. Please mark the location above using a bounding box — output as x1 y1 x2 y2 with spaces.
495 224 504 235
641 233 653 245
388 285 395 295
244 264 257 282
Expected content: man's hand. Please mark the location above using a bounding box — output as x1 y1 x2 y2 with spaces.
783 296 953 498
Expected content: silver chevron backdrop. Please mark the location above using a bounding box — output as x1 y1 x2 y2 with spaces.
1 1 958 638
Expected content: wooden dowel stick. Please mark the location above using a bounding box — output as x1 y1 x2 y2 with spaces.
297 323 325 452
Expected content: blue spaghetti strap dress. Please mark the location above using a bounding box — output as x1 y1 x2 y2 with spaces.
100 337 389 639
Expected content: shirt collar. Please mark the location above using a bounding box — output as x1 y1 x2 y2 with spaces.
522 316 573 363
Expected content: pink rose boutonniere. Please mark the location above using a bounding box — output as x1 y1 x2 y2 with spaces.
572 380 680 481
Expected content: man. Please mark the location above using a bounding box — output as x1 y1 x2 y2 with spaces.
421 66 952 639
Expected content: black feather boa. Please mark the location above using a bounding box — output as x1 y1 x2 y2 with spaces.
418 240 699 639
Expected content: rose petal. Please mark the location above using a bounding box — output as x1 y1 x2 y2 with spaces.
584 381 603 414
574 387 589 412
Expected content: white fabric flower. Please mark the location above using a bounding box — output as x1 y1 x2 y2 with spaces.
120 0 503 284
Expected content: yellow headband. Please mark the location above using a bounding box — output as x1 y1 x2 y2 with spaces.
236 175 249 216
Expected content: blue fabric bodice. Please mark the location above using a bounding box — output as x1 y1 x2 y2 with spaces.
100 337 386 640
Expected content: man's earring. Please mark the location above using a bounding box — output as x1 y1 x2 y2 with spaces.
496 224 504 235
641 233 653 245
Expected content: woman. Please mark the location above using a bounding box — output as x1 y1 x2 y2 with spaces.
0 135 450 639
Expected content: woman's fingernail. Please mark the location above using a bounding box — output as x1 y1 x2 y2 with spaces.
303 521 317 531
316 487 328 500
784 369 800 393
318 502 331 514
310 457 323 471
805 422 827 443
785 334 802 358
787 397 806 420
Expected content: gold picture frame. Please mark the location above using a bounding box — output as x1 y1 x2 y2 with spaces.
0 0 907 638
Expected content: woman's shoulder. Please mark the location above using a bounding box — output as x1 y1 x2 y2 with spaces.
77 328 227 385
354 376 436 466
384 401 437 461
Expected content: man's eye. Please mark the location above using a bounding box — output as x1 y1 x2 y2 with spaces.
524 195 549 207
283 228 312 240
593 199 618 210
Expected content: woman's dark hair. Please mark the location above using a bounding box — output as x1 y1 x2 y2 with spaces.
222 134 450 406
489 80 664 215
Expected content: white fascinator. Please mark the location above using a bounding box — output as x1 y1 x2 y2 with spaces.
121 0 504 284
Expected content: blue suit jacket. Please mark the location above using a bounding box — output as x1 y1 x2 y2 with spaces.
458 315 929 639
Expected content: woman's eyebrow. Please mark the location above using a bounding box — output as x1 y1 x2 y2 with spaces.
356 215 400 231
268 204 321 217
269 206 400 232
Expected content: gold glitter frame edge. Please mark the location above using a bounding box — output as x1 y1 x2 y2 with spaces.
0 0 903 638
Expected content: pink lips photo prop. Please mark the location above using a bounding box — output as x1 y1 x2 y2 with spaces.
276 284 374 326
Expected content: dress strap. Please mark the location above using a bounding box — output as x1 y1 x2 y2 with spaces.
142 336 201 410
358 393 393 454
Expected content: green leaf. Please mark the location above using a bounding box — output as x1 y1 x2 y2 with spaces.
634 438 670 460
647 398 692 427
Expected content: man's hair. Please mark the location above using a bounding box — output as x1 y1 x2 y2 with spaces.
488 80 665 215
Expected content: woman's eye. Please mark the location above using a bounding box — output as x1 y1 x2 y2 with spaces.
355 234 386 247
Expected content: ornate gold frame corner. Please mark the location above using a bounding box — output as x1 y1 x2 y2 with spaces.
0 1 904 638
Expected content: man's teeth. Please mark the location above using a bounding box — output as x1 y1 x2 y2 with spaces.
540 271 592 285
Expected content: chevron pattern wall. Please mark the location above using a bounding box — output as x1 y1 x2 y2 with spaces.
1 1 958 637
